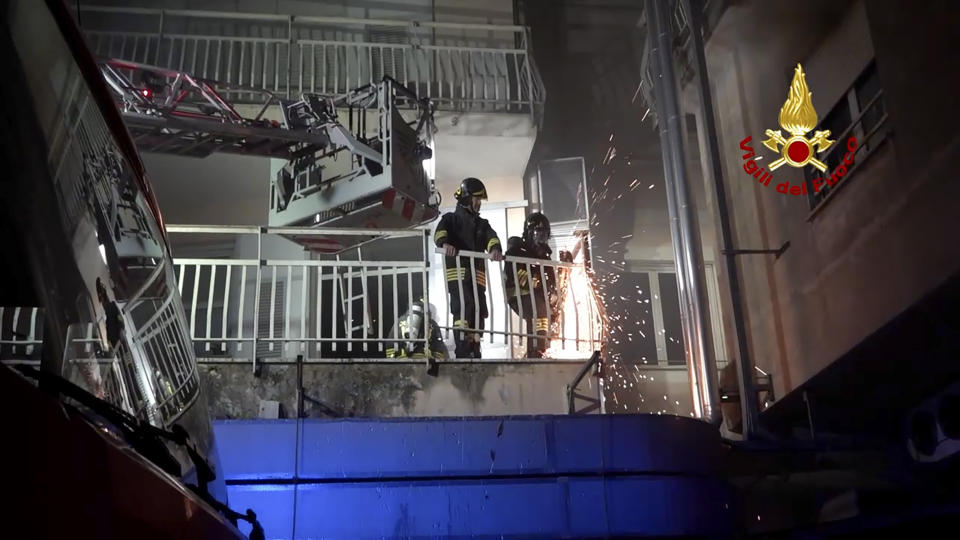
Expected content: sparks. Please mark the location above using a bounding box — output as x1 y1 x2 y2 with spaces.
543 245 607 360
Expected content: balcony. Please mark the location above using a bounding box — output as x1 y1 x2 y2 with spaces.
74 5 545 122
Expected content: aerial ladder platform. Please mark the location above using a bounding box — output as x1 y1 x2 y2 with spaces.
99 58 440 253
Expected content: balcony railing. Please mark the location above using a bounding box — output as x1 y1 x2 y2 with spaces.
165 222 602 365
75 5 545 121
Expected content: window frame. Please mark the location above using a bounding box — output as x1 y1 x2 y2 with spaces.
803 60 892 217
624 260 727 370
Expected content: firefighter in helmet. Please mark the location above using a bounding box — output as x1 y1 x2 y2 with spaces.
433 177 503 358
504 212 558 358
386 300 446 376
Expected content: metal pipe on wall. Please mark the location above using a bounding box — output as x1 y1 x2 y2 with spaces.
681 0 760 438
649 61 702 418
644 0 722 426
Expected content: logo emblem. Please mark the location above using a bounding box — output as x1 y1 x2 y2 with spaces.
763 64 833 172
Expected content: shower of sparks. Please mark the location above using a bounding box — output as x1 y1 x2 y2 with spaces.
543 247 606 360
631 81 643 104
556 85 697 419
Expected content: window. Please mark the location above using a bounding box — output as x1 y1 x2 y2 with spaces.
803 61 890 210
657 273 687 365
622 262 727 369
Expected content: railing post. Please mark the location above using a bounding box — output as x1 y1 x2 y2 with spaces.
296 354 304 418
524 28 535 123
422 229 431 358
287 15 294 99
252 227 263 374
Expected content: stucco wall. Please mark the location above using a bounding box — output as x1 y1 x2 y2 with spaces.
700 0 960 400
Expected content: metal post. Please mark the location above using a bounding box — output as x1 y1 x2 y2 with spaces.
287 15 294 99
296 354 304 418
157 10 165 65
524 28 535 124
681 0 759 438
528 166 542 214
645 0 721 426
252 227 263 373
422 230 431 358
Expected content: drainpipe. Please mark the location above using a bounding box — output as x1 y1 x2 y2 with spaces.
645 0 722 426
681 0 760 439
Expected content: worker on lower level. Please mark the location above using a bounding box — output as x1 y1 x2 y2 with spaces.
504 212 558 358
433 177 503 358
386 300 447 376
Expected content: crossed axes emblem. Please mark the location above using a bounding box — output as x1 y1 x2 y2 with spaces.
762 129 834 172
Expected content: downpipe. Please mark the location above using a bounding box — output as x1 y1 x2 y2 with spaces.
645 0 722 426
681 0 764 440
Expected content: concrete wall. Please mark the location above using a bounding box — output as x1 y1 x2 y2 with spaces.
199 361 702 419
200 363 596 418
699 0 960 400
433 111 536 204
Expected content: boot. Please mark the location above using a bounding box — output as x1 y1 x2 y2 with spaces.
454 341 473 359
532 331 549 358
453 329 470 358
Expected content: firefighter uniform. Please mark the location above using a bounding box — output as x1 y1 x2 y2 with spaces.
385 301 447 376
504 213 557 358
434 178 502 358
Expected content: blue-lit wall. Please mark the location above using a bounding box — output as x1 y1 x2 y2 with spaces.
214 415 735 538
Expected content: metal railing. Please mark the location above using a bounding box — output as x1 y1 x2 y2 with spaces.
76 5 545 120
2 280 202 428
804 84 890 213
167 221 603 363
60 322 139 415
0 307 44 366
168 225 431 366
434 248 605 360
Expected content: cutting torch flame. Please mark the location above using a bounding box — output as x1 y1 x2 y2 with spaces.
543 247 606 359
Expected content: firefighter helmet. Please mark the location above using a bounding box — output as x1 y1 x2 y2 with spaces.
523 212 551 245
454 177 488 204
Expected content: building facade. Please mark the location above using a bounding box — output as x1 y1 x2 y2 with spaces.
693 0 960 436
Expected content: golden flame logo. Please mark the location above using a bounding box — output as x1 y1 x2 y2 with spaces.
779 65 818 136
762 64 834 172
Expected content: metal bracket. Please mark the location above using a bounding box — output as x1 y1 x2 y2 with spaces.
565 351 602 414
721 240 790 260
719 373 774 403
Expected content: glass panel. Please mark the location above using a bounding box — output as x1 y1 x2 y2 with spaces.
658 273 687 366
605 272 657 365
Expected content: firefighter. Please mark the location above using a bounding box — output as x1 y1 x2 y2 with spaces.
504 212 557 358
385 300 447 376
434 177 503 358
